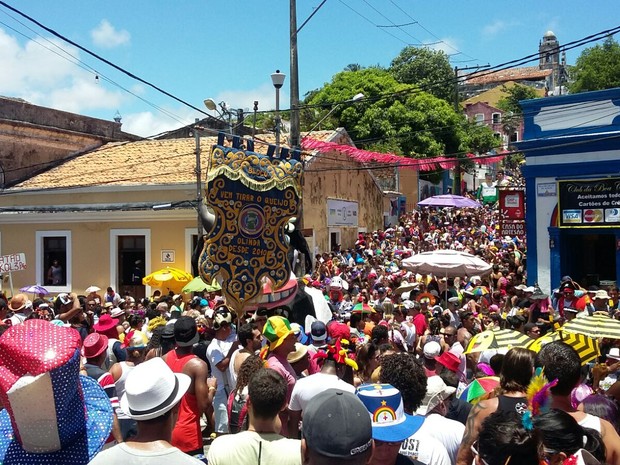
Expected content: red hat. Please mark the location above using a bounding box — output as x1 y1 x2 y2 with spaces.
82 333 108 359
328 322 351 342
435 351 460 373
92 314 119 332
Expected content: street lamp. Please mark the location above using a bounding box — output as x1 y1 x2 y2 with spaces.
271 70 286 154
306 92 365 135
204 99 233 137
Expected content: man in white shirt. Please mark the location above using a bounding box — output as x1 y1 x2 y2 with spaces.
379 353 451 465
208 368 301 465
416 376 465 464
287 348 355 438
206 306 239 433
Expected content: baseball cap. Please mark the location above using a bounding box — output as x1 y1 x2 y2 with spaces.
356 384 424 442
290 322 309 345
311 320 327 342
423 341 442 359
416 375 456 416
57 293 72 306
174 316 199 347
303 389 372 459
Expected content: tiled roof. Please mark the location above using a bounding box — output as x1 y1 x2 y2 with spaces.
465 66 552 85
14 130 335 190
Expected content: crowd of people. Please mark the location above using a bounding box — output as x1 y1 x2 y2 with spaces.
1 193 620 464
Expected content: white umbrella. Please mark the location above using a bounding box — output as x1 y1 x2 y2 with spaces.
401 250 492 278
85 285 101 293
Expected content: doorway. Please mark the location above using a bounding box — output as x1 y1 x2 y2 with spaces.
110 229 150 300
561 233 616 286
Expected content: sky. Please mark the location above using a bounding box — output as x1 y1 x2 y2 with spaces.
1 1 618 137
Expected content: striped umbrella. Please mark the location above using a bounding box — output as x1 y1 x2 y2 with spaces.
460 376 500 403
527 331 599 365
473 286 490 297
351 303 376 314
563 314 620 340
464 328 533 354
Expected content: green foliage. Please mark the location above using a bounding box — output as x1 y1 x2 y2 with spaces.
496 83 539 115
389 46 454 102
302 67 492 170
569 37 620 93
297 59 507 198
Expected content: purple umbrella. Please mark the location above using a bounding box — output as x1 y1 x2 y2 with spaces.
418 194 481 208
19 284 49 296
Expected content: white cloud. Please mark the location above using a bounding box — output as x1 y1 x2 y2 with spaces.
122 111 181 138
0 27 126 114
427 38 461 56
482 20 509 37
121 84 283 138
90 20 130 49
214 83 287 113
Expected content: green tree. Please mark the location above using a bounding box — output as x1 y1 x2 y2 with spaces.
388 46 454 102
496 83 539 115
569 36 620 93
303 68 496 160
303 68 466 157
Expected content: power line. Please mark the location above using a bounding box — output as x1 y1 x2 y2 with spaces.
0 18 190 128
0 0 219 124
387 0 478 61
337 0 422 46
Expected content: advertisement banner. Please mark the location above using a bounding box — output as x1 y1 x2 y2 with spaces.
558 178 620 228
499 188 525 220
327 199 359 227
199 143 302 312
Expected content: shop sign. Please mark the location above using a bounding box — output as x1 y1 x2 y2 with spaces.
499 188 525 220
558 177 620 228
500 221 525 237
327 199 359 227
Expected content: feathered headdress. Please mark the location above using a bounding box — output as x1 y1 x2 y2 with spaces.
522 367 558 430
313 339 358 370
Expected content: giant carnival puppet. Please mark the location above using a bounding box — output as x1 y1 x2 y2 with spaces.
193 134 330 325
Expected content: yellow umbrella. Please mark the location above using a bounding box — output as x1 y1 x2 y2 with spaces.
142 267 193 292
464 328 532 354
563 314 620 340
527 330 599 365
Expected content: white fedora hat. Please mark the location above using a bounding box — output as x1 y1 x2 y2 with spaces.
120 357 190 421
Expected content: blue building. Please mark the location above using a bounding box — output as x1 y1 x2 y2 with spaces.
517 88 620 294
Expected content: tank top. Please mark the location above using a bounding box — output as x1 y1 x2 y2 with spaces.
115 362 134 420
497 395 528 415
165 350 201 453
578 413 602 432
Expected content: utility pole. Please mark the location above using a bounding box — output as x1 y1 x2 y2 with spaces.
453 64 490 195
194 118 203 237
290 0 300 150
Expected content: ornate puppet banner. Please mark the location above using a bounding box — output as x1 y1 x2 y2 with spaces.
199 137 303 313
